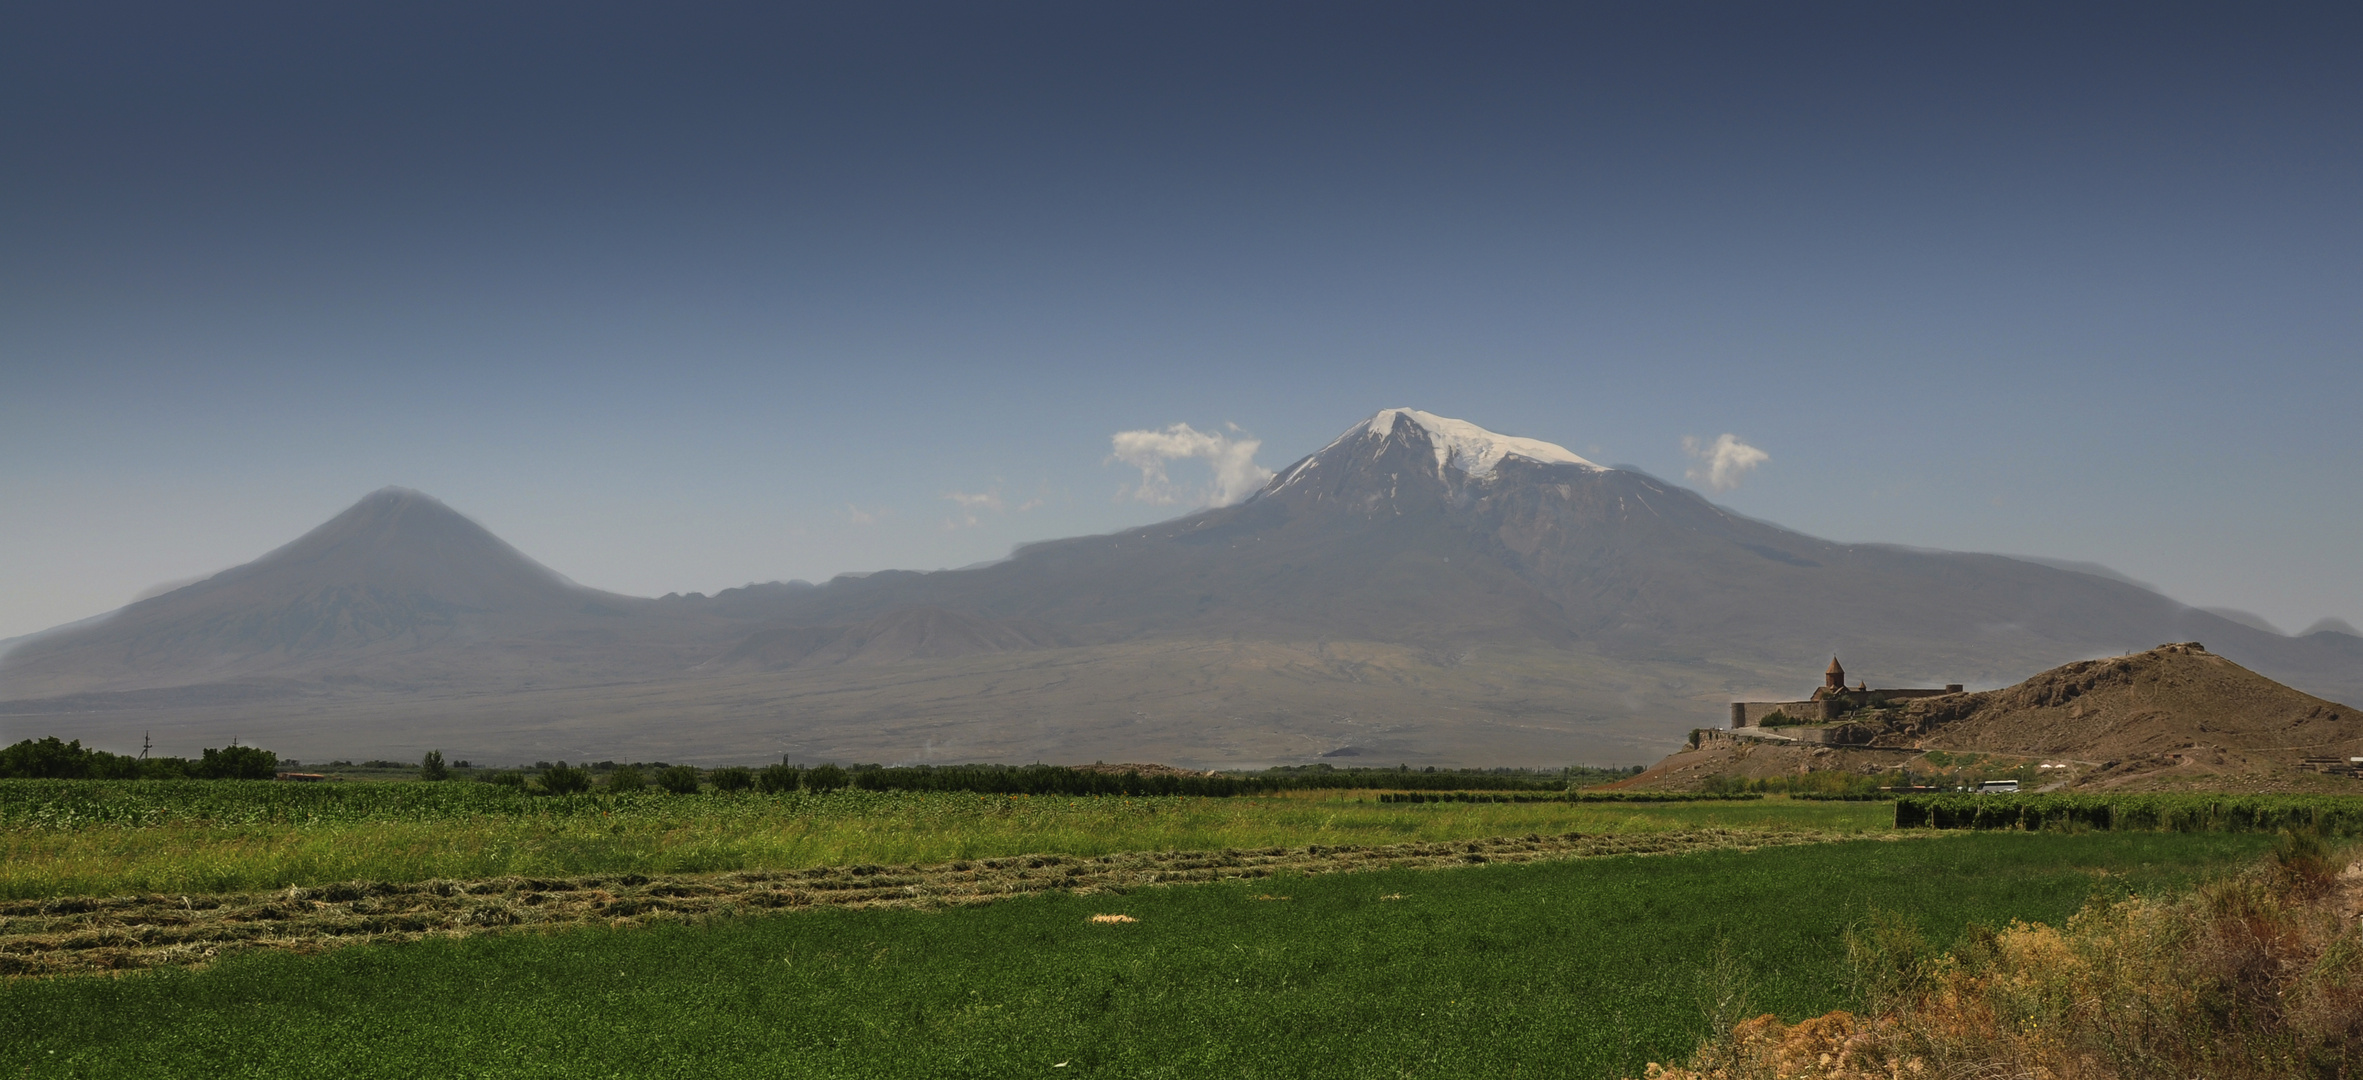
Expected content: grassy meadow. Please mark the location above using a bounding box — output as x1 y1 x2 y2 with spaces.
0 830 2273 1079
0 781 1889 899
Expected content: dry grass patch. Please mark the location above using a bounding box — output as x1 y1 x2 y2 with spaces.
1644 834 2363 1080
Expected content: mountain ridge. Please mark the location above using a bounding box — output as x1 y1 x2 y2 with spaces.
3 411 2357 766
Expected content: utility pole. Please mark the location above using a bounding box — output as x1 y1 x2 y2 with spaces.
140 731 152 760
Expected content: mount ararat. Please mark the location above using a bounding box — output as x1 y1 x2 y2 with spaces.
5 409 2357 767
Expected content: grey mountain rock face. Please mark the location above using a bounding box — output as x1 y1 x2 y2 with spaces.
3 412 2356 765
0 488 662 693
703 410 2360 700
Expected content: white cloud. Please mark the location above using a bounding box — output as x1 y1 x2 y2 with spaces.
1682 433 1769 492
1109 422 1273 507
842 504 888 526
940 488 1004 529
934 481 1047 529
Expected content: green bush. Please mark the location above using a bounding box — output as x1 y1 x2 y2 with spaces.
1895 793 2363 835
0 738 126 779
604 766 646 793
419 750 447 782
192 745 279 780
708 766 755 793
805 764 850 792
654 765 702 795
480 770 528 788
538 764 592 796
756 764 803 794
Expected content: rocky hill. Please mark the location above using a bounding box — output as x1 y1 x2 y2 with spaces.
1627 643 2363 791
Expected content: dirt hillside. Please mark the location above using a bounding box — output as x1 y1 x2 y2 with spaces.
1627 643 2363 792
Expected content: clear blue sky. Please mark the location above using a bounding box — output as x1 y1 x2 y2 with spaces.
5 2 2359 642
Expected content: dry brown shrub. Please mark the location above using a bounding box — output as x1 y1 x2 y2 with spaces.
1642 1012 1908 1080
1642 841 2363 1080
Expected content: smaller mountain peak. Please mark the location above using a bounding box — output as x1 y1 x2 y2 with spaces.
1364 409 1600 478
313 487 479 535
243 487 581 601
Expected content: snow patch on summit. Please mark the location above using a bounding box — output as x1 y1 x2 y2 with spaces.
1261 409 1602 495
1368 409 1599 478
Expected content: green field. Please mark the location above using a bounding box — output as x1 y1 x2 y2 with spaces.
0 830 2269 1079
0 784 2300 1077
0 782 1890 899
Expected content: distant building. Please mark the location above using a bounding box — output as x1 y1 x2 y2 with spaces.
1727 657 1964 728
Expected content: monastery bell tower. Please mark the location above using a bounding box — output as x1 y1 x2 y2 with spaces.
1824 656 1846 691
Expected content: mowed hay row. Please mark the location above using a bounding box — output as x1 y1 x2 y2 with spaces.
0 827 1846 976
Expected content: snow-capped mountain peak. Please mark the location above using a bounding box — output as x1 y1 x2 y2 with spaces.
1366 408 1599 478
1264 409 1601 496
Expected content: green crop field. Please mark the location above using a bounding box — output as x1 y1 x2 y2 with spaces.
0 781 1890 899
0 830 2270 1080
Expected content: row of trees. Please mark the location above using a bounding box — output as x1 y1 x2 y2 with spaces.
0 737 279 780
1699 757 2041 797
817 762 1638 797
469 760 1640 797
477 761 719 795
472 761 880 795
3 735 1642 797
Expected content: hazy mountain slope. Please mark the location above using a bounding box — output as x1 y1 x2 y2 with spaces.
0 639 1748 768
4 411 2356 766
0 489 723 697
701 607 1064 671
688 410 2363 702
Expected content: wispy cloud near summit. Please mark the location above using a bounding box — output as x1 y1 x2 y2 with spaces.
1683 434 1768 492
1109 423 1273 507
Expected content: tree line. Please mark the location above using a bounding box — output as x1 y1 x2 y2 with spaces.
1894 792 2363 835
662 761 1628 797
0 737 279 780
3 734 1642 796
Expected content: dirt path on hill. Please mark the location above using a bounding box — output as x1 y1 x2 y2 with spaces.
0 827 1855 977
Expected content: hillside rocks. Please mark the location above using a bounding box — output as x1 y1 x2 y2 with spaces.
1631 644 2363 791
